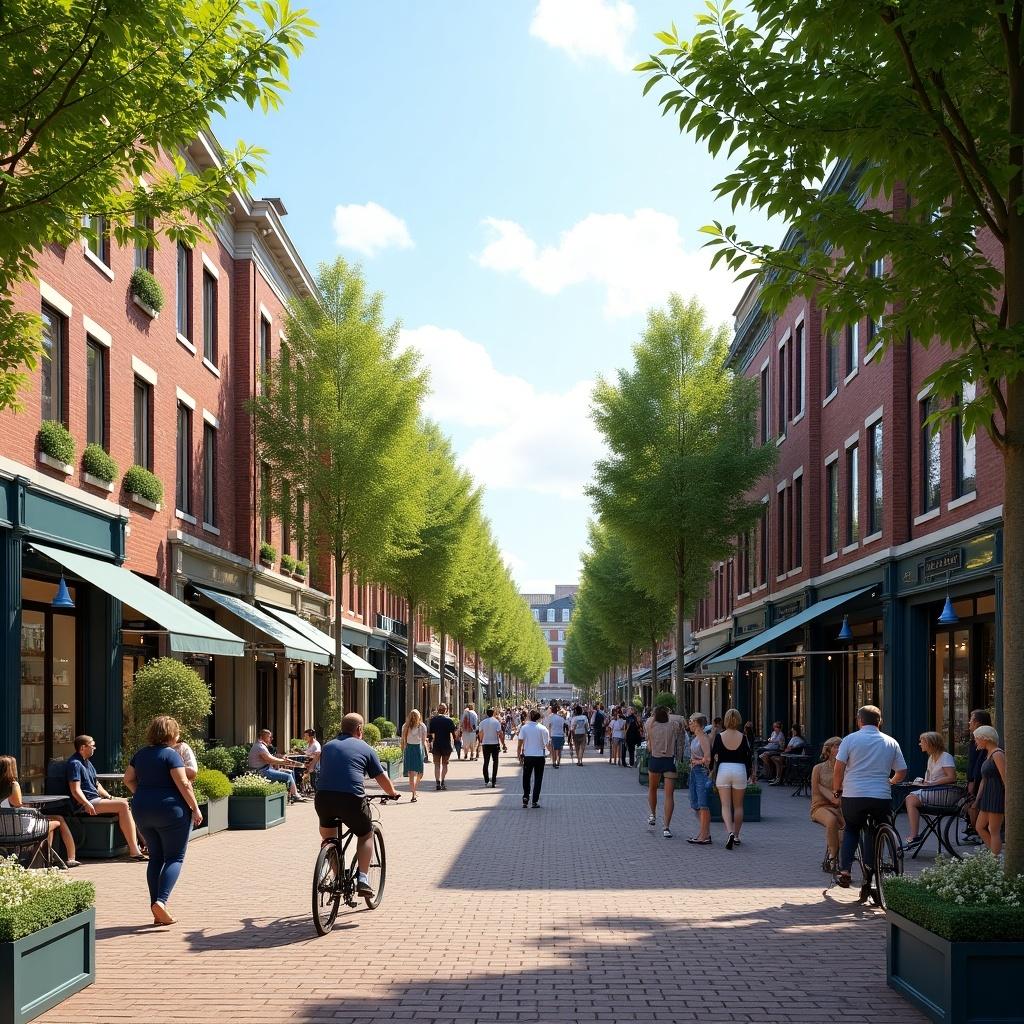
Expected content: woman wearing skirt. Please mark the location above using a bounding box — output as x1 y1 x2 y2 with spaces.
401 709 428 803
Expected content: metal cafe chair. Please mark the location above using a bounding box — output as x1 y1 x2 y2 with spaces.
0 807 53 868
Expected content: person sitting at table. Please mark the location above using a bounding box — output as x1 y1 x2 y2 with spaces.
66 734 146 860
758 722 786 779
247 729 307 803
0 754 79 867
809 738 844 871
768 725 807 786
903 730 957 848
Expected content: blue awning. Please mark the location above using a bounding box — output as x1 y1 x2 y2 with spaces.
706 586 875 669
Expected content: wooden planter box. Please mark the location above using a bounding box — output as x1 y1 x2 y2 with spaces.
190 797 229 840
886 910 1024 1023
0 908 95 1024
228 791 286 830
709 788 762 823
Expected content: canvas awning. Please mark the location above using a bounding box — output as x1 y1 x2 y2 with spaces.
194 586 329 665
31 543 245 657
259 604 377 679
387 641 440 680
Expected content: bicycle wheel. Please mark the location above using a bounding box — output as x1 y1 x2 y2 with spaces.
350 824 387 910
942 804 970 859
873 823 904 910
312 842 342 935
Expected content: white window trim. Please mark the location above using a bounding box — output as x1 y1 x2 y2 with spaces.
865 406 884 429
776 434 785 447
844 365 859 385
776 479 787 493
201 252 220 279
778 329 791 349
176 332 196 354
131 356 157 385
842 542 860 555
917 382 934 402
863 342 883 365
175 387 196 410
202 357 220 377
792 410 805 426
776 573 788 583
82 243 114 280
845 432 859 449
82 316 111 348
175 510 197 525
203 522 221 536
914 507 941 526
39 281 73 317
823 552 838 564
202 409 219 428
787 567 801 578
825 449 839 466
822 388 838 408
948 491 977 511
259 303 272 324
792 466 804 481
862 531 883 547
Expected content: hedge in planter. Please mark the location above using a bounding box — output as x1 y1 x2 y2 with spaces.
37 421 75 466
130 267 164 313
129 658 211 751
81 443 116 484
376 746 403 780
122 464 163 505
192 769 233 838
228 773 287 830
373 717 397 740
362 722 381 747
709 784 762 823
259 542 276 565
197 746 235 776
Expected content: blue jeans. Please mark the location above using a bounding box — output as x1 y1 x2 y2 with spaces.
258 766 296 792
839 796 891 873
133 799 192 905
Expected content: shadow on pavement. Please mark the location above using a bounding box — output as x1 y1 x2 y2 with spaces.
184 913 356 951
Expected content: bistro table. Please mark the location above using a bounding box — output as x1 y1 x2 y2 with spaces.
19 794 70 868
22 793 69 808
889 780 967 859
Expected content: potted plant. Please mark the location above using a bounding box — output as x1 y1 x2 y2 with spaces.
228 773 287 830
294 559 308 581
372 717 397 740
129 267 164 319
885 852 1024 1023
81 443 117 492
0 857 96 1023
123 464 163 511
37 421 75 475
197 746 235 777
361 722 381 747
638 750 688 789
376 745 404 781
280 553 297 574
709 783 762 823
191 768 233 839
259 542 276 568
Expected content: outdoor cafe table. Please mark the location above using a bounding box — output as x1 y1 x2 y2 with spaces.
21 794 68 807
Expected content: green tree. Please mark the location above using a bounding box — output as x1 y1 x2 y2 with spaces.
129 657 211 750
588 295 776 715
564 583 626 701
250 257 427 714
0 0 315 410
639 0 1024 874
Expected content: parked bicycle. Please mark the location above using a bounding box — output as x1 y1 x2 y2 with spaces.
831 806 904 909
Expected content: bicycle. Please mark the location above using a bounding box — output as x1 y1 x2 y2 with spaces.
312 794 397 935
831 807 904 909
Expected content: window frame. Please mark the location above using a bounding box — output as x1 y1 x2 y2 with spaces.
793 475 803 569
176 242 192 340
86 214 110 266
202 269 218 363
203 422 217 527
85 337 107 447
825 328 840 396
846 442 860 545
176 401 192 515
760 365 770 443
793 321 805 415
868 420 883 535
133 377 152 469
826 461 839 555
954 383 977 498
921 395 941 513
40 302 66 425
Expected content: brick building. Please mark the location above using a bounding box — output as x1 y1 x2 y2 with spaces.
526 585 578 702
687 160 1003 764
1 134 441 788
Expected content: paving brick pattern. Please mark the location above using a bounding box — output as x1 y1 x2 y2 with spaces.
41 748 927 1024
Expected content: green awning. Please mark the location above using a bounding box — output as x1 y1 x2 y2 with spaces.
707 586 875 669
31 543 245 657
259 604 377 679
194 586 329 665
388 641 440 680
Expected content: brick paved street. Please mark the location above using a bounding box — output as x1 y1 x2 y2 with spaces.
41 748 926 1024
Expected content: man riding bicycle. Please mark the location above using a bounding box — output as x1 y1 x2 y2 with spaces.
831 705 907 891
314 712 399 897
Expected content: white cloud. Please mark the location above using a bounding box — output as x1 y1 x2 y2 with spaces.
400 325 604 499
530 0 637 71
332 201 413 256
477 210 742 326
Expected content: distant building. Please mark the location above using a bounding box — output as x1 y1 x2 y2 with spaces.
525 585 578 701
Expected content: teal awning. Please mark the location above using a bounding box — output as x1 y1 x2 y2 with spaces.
707 586 875 669
32 543 244 657
388 641 440 680
194 586 329 665
259 604 377 679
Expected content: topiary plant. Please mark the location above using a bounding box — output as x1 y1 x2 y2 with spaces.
372 717 396 739
361 722 381 746
192 768 233 803
129 657 211 749
123 464 163 503
654 691 677 710
281 553 297 573
130 267 165 312
226 745 250 777
259 542 276 564
82 443 117 482
197 746 235 775
37 420 75 465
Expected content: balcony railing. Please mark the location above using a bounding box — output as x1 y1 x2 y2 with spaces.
376 614 408 638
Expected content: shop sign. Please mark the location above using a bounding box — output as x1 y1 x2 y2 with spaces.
775 599 802 621
924 549 962 578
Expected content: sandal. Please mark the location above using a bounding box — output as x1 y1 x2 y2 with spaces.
686 837 712 845
129 853 148 862
836 871 852 889
64 860 82 869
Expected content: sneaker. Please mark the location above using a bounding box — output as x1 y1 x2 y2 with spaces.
663 828 672 839
733 837 741 846
648 813 656 827
726 832 736 850
356 875 374 897
903 835 920 850
531 802 540 808
436 782 441 791
686 837 712 845
523 796 529 808
290 794 307 803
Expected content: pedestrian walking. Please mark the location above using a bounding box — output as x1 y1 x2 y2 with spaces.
569 704 589 766
645 705 684 838
478 707 504 787
972 725 1006 855
710 708 754 849
624 706 643 767
401 709 428 803
591 705 606 754
686 713 714 845
548 704 567 768
517 709 551 808
428 704 457 791
123 716 204 926
965 709 992 843
609 710 626 765
461 705 480 761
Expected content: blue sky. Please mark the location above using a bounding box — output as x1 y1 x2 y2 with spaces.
220 0 773 592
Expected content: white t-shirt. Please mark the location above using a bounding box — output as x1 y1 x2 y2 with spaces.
461 710 479 731
478 717 503 745
548 714 566 738
403 724 428 746
570 714 589 736
610 718 627 739
175 741 198 773
924 751 956 784
520 722 550 757
305 739 322 757
836 726 907 799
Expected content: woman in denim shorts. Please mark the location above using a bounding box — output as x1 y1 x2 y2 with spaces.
687 713 713 844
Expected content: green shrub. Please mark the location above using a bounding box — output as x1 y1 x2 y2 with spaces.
319 687 341 740
281 553 297 573
81 443 117 482
37 420 75 465
954 753 968 775
295 560 308 577
129 657 211 748
362 722 381 746
198 746 235 775
225 745 250 777
375 745 403 764
230 772 287 797
259 542 276 563
372 717 396 739
289 737 307 752
631 695 644 710
192 768 233 802
653 691 677 709
0 857 95 942
123 464 163 503
130 267 165 312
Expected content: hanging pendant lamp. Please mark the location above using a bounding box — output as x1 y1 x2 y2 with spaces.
837 615 853 642
52 574 75 609
937 596 959 625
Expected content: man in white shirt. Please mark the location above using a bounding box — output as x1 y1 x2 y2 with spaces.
477 707 505 787
460 705 480 761
547 704 567 768
517 710 551 808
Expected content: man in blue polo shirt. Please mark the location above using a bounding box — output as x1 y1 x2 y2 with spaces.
315 713 399 895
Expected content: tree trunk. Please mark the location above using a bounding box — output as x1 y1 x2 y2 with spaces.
333 547 345 716
439 630 448 706
405 598 417 719
474 651 482 708
457 641 464 714
674 581 687 717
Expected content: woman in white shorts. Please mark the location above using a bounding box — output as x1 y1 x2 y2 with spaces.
711 708 754 849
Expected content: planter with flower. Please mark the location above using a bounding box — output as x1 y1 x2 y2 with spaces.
259 542 276 569
376 745 404 781
129 267 164 319
885 852 1024 1023
0 857 96 1024
227 773 287 830
191 768 233 839
123 464 163 512
36 421 75 476
709 783 762 823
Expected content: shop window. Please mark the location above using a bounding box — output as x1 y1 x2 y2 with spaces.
41 303 66 424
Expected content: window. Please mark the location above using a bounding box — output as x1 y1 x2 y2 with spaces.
260 316 271 371
760 366 770 443
955 382 977 497
777 486 787 573
85 338 106 446
176 402 192 514
296 493 306 561
921 395 941 512
558 630 565 642
261 462 272 543
869 258 885 343
794 322 804 415
282 480 291 556
846 443 860 545
133 214 152 271
532 609 540 621
826 461 839 555
794 475 803 568
202 271 217 363
561 608 570 622
546 609 555 623
86 214 109 265
40 303 65 423
758 508 768 585
846 321 859 376
176 243 191 339
868 420 883 534
777 339 788 436
203 423 217 526
825 329 840 395
133 377 151 468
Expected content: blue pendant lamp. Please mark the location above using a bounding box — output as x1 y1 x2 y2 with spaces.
938 596 959 625
837 615 853 642
52 574 75 609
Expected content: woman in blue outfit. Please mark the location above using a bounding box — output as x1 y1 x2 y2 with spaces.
124 715 203 926
686 713 714 845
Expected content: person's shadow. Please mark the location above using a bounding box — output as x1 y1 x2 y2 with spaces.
184 913 355 951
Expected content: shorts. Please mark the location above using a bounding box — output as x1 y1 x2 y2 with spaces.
689 766 712 810
648 756 677 776
552 736 565 750
716 763 748 790
314 791 372 836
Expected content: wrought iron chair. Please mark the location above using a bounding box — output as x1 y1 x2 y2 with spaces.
0 807 53 868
